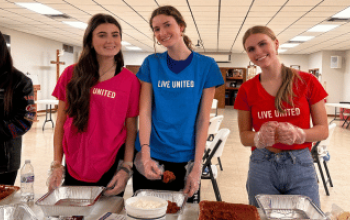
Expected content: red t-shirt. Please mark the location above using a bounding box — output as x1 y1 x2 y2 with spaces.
234 71 327 151
52 65 140 182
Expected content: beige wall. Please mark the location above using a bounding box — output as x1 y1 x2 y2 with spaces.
0 26 81 110
345 50 350 102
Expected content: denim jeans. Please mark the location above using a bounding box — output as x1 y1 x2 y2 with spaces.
246 148 320 208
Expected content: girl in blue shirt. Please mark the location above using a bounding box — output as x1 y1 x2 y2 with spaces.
134 5 224 202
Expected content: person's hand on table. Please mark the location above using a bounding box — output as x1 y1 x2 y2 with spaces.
183 165 201 197
47 161 64 191
104 164 132 196
134 146 163 180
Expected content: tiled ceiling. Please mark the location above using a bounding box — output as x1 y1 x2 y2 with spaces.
1 0 350 54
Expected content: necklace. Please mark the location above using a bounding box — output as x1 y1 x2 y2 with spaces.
99 63 116 78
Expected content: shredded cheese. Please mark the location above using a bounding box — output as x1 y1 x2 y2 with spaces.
130 198 164 209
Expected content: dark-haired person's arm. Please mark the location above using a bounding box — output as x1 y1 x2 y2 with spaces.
47 100 66 191
104 117 137 196
0 75 35 142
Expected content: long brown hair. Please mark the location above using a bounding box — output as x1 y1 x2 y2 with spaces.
66 14 124 132
0 31 15 114
149 5 192 52
242 25 301 113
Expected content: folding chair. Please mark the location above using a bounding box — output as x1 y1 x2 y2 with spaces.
206 115 224 170
339 102 350 128
201 128 230 201
311 123 336 196
210 99 218 118
207 115 224 141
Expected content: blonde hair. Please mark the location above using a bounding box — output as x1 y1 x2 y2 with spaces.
149 5 192 52
243 26 302 113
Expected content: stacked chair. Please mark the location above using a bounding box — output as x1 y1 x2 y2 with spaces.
210 99 218 118
206 115 224 170
201 128 231 201
311 123 336 196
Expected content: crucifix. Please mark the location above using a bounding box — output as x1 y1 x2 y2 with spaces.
50 49 65 82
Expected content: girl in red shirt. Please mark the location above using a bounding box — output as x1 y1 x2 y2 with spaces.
234 26 329 208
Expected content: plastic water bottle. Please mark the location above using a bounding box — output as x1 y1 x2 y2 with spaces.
20 159 34 201
323 151 331 162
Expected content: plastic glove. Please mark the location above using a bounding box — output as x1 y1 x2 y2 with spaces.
254 121 279 149
46 161 65 191
183 163 201 198
134 146 163 180
103 169 130 196
277 122 306 145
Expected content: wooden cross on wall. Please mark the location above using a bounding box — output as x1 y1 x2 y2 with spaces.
50 49 65 82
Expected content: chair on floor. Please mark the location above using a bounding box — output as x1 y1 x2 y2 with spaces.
207 115 224 141
339 102 350 128
311 123 336 196
210 99 218 118
206 115 224 170
201 128 230 201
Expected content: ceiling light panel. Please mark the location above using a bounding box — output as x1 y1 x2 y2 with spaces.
280 43 299 48
307 24 339 32
278 49 287 53
62 21 87 29
125 46 142 51
290 36 315 42
15 3 63 15
121 41 131 46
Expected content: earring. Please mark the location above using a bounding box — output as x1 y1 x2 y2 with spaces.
181 32 183 37
156 40 161 45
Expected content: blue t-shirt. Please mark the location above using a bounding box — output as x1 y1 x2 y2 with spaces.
136 51 224 163
167 52 193 74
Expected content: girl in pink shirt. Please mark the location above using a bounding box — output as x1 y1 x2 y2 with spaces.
47 14 140 196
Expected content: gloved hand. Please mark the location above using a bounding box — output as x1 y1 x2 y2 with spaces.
254 121 279 149
183 164 201 197
103 167 131 197
277 122 306 145
134 146 163 180
46 161 65 191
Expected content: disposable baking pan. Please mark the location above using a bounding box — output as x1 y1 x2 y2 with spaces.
35 186 103 217
256 194 327 220
135 189 186 219
0 204 38 220
0 185 20 205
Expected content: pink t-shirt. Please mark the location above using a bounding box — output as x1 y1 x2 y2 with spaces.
52 65 140 182
234 71 327 151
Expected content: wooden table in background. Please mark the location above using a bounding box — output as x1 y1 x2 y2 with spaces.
35 100 59 130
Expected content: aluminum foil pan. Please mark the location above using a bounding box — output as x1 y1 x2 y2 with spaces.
0 185 20 205
134 189 185 219
256 194 327 220
35 186 103 217
0 204 38 220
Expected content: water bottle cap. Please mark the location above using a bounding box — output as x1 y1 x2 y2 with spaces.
25 159 31 164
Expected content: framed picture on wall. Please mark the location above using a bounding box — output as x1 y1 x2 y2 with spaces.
290 65 300 70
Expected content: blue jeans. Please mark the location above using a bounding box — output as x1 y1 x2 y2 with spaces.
247 148 320 208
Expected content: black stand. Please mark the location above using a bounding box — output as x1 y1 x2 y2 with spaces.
42 104 55 131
